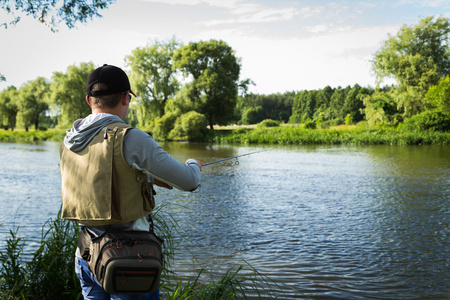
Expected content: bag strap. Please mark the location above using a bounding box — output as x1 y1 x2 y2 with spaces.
77 227 91 261
147 214 164 245
147 214 155 232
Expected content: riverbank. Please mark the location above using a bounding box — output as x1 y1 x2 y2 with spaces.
213 125 450 145
0 129 66 142
1 125 449 145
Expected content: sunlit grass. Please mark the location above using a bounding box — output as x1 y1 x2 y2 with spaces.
2 124 448 145
0 129 66 142
214 125 450 145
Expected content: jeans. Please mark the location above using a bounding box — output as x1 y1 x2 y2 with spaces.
75 256 159 300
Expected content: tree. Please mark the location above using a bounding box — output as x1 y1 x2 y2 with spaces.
426 75 450 113
125 38 181 126
50 62 94 127
1 0 115 31
0 86 19 130
169 111 208 141
328 86 347 122
372 16 450 117
17 77 50 131
291 90 317 123
313 86 333 122
363 91 399 126
173 40 241 130
342 84 371 123
241 106 264 125
404 75 450 131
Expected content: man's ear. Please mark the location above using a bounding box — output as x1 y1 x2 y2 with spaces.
121 92 129 105
86 96 93 107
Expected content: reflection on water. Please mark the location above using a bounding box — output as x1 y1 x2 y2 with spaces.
0 142 449 299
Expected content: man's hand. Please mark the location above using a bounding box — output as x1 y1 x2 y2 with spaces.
186 159 203 171
154 179 173 189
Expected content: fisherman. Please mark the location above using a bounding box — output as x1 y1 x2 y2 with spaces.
60 64 202 299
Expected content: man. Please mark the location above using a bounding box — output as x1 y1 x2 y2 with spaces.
60 64 202 299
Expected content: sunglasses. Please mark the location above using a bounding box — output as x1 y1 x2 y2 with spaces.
121 91 133 103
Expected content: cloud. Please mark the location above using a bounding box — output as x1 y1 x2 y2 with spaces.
203 6 309 26
396 0 449 7
144 0 322 26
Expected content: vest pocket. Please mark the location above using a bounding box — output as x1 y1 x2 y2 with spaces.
142 183 155 211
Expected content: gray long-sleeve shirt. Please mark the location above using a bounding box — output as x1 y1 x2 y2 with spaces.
64 113 201 191
63 113 201 242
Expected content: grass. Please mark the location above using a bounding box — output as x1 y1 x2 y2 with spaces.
0 213 80 299
2 124 448 145
213 124 450 145
0 129 66 142
0 204 291 299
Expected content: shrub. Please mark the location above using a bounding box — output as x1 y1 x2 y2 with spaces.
169 111 208 141
404 110 450 131
303 119 316 129
344 113 353 125
241 106 264 125
257 119 280 128
152 113 178 140
288 114 301 124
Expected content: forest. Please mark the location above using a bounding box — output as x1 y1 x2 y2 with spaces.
1 16 449 142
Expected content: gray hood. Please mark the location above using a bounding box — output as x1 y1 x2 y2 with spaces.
63 114 124 152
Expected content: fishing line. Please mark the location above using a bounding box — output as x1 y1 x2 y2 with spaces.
203 150 268 166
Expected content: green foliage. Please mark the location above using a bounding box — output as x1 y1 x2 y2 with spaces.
290 85 371 126
344 113 353 125
169 111 208 141
0 0 115 31
257 119 280 128
237 92 294 124
241 106 264 125
214 125 450 145
126 38 182 125
151 112 178 141
371 16 450 117
426 75 450 113
363 91 400 126
403 110 450 131
0 228 27 299
16 77 50 131
0 129 66 142
164 85 200 116
303 119 316 129
26 213 80 298
164 265 282 300
0 86 19 130
173 40 240 129
0 210 80 299
50 62 94 128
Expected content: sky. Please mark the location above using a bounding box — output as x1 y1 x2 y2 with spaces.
0 0 449 94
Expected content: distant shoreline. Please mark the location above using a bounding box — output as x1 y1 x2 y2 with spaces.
1 124 449 145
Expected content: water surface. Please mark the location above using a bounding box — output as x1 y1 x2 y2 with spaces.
0 142 448 299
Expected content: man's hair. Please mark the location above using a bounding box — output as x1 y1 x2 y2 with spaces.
89 83 123 109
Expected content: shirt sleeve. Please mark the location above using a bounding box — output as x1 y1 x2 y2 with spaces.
122 128 200 191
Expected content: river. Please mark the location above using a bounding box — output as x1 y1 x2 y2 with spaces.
0 141 449 299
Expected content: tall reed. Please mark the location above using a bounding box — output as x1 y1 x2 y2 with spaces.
214 125 450 145
1 205 291 299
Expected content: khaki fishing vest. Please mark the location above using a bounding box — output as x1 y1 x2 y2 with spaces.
60 122 154 226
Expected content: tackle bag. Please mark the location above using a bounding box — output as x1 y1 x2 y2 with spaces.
78 228 163 294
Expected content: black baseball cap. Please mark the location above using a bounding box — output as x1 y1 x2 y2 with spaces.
86 64 137 97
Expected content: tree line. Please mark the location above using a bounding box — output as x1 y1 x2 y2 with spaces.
0 16 449 140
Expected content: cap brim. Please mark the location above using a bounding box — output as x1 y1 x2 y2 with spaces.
130 90 137 97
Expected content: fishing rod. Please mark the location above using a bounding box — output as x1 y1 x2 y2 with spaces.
203 150 268 166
